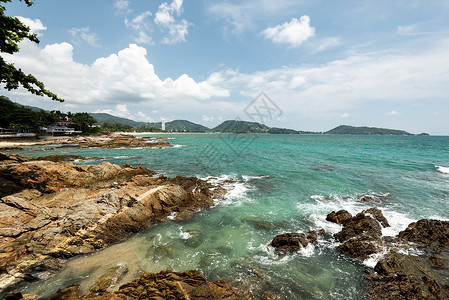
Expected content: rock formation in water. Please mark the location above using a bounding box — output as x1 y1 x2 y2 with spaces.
268 229 325 252
0 153 225 292
327 209 449 299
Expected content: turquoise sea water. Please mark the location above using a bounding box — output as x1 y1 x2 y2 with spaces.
15 134 449 299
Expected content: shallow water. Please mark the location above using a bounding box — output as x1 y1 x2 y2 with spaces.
14 134 449 299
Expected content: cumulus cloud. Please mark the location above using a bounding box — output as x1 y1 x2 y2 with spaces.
16 16 47 36
114 0 131 14
69 27 100 47
262 16 315 47
125 11 153 44
2 42 229 108
154 0 190 44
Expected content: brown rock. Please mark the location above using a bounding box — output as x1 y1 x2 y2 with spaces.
0 157 225 292
326 210 352 224
51 284 81 299
80 270 250 300
331 208 389 261
269 229 325 252
398 219 449 251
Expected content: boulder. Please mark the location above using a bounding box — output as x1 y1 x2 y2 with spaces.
269 229 325 252
326 210 352 224
332 208 389 261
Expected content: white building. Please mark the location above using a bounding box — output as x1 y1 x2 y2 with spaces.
162 120 166 131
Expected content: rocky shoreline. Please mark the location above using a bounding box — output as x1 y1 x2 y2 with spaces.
270 208 449 299
0 152 235 297
0 133 171 151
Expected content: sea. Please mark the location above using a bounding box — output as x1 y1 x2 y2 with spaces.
13 133 449 299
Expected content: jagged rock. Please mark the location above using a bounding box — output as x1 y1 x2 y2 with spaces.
398 219 449 251
332 208 389 261
327 208 449 299
78 270 250 299
0 157 226 292
269 229 325 252
326 210 352 224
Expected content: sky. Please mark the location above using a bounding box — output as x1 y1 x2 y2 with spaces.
2 0 449 134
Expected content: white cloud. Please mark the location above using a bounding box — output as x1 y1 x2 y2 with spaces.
208 0 297 34
386 110 401 116
154 0 190 44
95 104 133 119
16 16 46 36
125 11 153 44
41 42 74 64
3 42 229 107
341 113 349 118
262 16 315 47
396 25 418 35
114 0 131 14
317 37 342 52
69 27 100 47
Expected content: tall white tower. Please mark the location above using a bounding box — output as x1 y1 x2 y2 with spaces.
161 120 166 131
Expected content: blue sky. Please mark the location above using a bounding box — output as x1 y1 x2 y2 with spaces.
2 0 449 134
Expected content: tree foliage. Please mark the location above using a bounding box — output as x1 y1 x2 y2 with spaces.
0 0 63 102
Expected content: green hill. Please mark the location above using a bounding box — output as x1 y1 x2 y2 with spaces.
89 113 147 127
211 120 270 133
326 125 412 135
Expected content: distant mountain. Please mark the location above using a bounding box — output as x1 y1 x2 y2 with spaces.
210 120 310 134
89 113 148 127
326 125 412 135
211 120 270 133
165 120 209 132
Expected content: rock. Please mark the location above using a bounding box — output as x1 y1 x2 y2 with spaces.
398 219 449 251
366 251 449 299
4 291 23 300
359 193 390 203
269 229 325 252
183 230 204 248
0 157 226 293
77 270 250 299
327 208 449 299
51 284 81 299
326 210 352 224
88 264 128 294
331 208 389 261
363 208 390 228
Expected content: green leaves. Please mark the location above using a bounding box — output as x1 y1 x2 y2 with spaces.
0 0 64 102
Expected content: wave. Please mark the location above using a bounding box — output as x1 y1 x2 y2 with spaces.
302 193 415 238
436 165 449 174
203 174 254 207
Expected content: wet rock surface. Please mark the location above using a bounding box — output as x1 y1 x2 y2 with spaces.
0 153 226 293
327 208 449 299
269 229 325 252
67 270 250 300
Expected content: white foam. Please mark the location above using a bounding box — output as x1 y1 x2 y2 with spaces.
381 210 415 237
171 144 186 148
167 212 177 220
436 165 449 174
203 174 251 207
363 252 385 268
